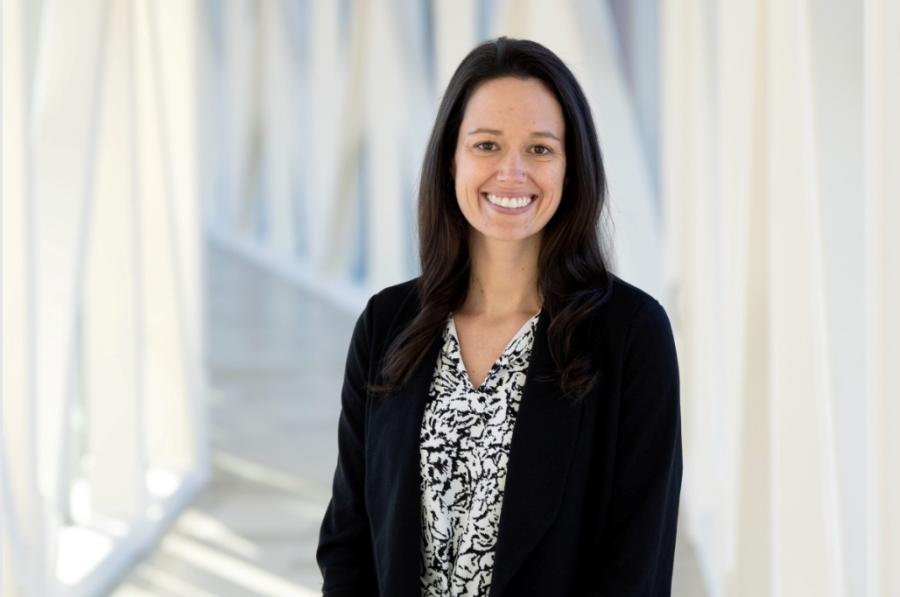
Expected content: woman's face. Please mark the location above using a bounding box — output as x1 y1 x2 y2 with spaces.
452 76 567 245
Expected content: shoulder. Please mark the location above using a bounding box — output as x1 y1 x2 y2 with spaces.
591 272 667 321
367 277 420 323
371 277 419 308
344 277 421 374
587 273 675 351
355 276 421 346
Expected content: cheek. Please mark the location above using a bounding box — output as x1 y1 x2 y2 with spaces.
454 181 466 208
454 176 477 217
456 158 480 182
553 162 567 191
539 164 566 199
541 195 562 221
541 167 566 215
455 162 484 201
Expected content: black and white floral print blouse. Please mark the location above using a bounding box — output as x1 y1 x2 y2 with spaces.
418 310 541 597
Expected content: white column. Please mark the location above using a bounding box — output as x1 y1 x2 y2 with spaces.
717 6 772 596
362 0 415 290
149 0 207 481
765 0 844 594
154 0 204 399
434 0 477 93
259 1 296 257
308 0 352 279
83 0 146 521
865 1 900 596
808 2 866 594
663 2 758 594
2 0 43 593
218 1 259 237
135 0 205 477
31 0 113 592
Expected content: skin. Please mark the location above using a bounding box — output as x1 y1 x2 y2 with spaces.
449 76 567 386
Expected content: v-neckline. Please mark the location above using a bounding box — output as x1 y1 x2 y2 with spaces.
448 311 540 391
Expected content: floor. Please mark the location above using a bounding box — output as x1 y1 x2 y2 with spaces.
109 243 709 596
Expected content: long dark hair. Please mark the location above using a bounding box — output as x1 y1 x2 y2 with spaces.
377 37 613 402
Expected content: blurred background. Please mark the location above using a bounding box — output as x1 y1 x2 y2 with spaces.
2 0 898 596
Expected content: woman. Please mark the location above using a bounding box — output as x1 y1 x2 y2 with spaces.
317 37 681 597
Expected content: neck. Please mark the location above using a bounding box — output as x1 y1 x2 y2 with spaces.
461 232 543 318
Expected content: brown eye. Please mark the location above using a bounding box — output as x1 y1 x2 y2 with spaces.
532 145 552 156
475 141 498 151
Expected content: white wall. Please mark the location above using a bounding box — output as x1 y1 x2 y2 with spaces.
1 1 208 596
662 1 900 595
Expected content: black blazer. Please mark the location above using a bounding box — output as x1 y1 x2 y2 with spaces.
317 274 682 596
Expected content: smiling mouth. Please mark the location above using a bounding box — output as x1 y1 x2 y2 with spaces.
482 192 537 209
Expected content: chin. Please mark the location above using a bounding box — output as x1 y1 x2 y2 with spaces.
474 227 543 245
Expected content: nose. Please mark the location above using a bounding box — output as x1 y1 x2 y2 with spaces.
496 151 526 182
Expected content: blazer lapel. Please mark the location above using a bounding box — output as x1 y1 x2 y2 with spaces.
365 321 441 595
488 309 585 597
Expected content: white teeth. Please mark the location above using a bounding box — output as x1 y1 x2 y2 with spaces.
486 193 534 208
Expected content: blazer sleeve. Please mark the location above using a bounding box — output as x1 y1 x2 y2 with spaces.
316 296 379 596
593 298 683 597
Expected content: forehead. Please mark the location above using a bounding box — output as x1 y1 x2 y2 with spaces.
460 77 565 134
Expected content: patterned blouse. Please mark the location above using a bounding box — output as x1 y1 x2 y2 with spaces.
419 311 541 596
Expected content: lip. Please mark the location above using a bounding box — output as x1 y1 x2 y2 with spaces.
481 192 537 214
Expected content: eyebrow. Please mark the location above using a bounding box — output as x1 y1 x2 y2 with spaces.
466 127 561 142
